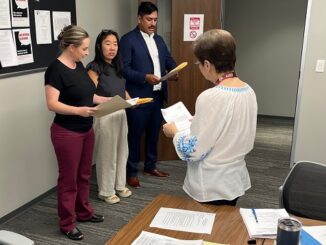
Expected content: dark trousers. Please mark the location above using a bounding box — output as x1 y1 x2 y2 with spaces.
204 197 239 206
51 123 94 232
126 91 164 177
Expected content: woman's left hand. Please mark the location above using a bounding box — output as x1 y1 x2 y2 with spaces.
163 122 178 138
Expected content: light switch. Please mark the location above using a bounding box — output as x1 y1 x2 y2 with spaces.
315 59 325 73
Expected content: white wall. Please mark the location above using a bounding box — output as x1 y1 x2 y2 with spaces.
291 0 326 164
0 0 133 219
225 0 307 117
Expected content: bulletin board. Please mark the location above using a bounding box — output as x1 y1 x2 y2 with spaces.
0 0 76 78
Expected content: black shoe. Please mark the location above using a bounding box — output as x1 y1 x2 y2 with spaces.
63 227 84 240
78 213 104 223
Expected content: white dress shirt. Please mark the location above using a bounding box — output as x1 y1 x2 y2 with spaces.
140 31 162 91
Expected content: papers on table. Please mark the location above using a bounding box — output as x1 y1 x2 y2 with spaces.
161 102 192 132
160 62 188 81
150 207 216 234
94 95 153 117
239 208 289 239
301 226 326 245
131 231 203 245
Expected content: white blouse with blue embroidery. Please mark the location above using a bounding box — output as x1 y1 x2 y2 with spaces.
172 84 257 202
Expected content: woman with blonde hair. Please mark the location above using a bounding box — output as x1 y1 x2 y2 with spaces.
45 25 108 240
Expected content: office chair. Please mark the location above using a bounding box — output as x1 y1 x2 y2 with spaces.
279 161 326 221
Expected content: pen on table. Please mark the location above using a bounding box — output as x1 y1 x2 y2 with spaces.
252 208 258 223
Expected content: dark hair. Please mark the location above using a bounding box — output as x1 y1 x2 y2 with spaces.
92 29 123 78
193 29 236 72
57 25 89 51
138 1 158 16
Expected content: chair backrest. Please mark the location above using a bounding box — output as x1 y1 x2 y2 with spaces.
280 161 326 221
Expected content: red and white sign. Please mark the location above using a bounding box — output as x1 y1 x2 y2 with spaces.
183 14 204 42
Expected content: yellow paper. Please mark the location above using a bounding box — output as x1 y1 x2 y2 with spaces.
204 241 229 245
170 62 188 73
137 98 153 105
159 62 188 81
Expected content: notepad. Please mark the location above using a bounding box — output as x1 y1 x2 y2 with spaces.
240 208 289 239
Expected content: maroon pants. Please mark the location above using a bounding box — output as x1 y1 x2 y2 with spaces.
51 123 94 232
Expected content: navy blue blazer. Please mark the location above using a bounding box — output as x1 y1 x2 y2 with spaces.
120 27 176 102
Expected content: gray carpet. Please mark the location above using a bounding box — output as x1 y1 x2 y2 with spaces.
0 116 294 245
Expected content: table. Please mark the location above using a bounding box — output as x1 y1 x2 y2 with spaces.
106 194 326 245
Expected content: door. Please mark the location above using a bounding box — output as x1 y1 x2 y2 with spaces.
157 0 222 160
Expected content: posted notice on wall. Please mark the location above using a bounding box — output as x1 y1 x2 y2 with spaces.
10 0 30 27
183 14 204 42
34 10 51 44
0 30 18 67
12 28 34 65
52 11 71 41
0 0 11 28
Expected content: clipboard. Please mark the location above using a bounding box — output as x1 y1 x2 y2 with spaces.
159 62 188 82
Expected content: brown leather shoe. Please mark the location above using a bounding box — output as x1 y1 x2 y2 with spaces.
127 176 141 188
144 169 170 177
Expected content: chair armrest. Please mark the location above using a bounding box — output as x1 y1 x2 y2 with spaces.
279 185 284 208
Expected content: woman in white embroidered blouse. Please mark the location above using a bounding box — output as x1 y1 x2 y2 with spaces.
163 29 257 205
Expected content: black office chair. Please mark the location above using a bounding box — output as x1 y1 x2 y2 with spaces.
279 161 326 221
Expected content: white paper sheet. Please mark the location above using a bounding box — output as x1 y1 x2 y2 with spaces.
131 231 203 245
10 0 30 27
0 0 11 28
240 208 289 239
12 28 34 65
161 102 192 132
34 10 51 44
0 29 18 67
301 225 326 245
52 11 71 40
150 207 216 234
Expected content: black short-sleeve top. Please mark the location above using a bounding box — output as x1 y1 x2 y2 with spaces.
87 61 126 99
45 59 96 132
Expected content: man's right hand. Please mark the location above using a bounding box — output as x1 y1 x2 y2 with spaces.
145 74 161 85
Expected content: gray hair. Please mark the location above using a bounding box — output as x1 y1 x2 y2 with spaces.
193 29 236 72
57 25 89 51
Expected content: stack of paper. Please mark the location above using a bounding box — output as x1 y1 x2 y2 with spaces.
131 231 228 245
131 231 203 245
239 208 289 239
300 226 326 245
161 102 193 132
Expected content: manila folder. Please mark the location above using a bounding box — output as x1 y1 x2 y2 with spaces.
94 95 131 118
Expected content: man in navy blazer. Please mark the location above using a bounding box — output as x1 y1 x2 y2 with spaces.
120 1 177 188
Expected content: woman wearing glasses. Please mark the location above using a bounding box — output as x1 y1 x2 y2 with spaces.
163 29 257 206
87 29 132 205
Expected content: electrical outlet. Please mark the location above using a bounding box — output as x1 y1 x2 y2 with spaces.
315 59 325 73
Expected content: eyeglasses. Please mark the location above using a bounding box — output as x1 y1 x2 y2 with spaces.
194 61 201 65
